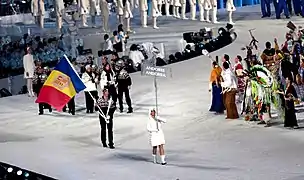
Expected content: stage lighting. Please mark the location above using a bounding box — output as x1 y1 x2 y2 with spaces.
17 170 22 175
7 167 13 173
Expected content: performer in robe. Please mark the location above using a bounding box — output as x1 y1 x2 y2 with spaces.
152 0 161 29
222 61 239 119
189 0 197 20
96 88 116 148
31 0 45 28
23 47 35 97
78 0 89 27
209 61 224 114
124 0 133 32
226 0 236 24
54 0 64 30
89 0 98 27
211 0 218 23
136 0 148 27
99 0 110 32
173 0 181 18
147 108 167 165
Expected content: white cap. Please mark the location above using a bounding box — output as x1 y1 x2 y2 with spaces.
85 64 91 70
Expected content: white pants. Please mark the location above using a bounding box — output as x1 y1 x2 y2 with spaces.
27 78 34 96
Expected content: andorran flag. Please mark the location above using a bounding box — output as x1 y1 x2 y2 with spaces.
35 55 86 111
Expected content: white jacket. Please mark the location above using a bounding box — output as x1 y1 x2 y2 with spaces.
147 108 166 147
221 68 237 89
82 72 97 91
129 50 145 65
23 54 35 79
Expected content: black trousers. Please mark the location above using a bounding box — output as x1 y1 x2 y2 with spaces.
99 108 115 146
118 87 132 111
63 97 76 114
108 84 118 104
39 103 52 114
286 0 292 14
84 91 98 113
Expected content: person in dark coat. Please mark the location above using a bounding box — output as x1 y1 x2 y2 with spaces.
34 66 52 115
62 97 76 115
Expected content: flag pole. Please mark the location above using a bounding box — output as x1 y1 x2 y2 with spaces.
88 92 109 123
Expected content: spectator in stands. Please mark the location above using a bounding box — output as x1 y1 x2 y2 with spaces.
23 47 35 97
103 34 113 52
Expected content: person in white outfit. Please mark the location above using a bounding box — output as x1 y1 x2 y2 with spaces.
165 0 172 16
82 65 98 113
136 0 148 27
124 0 133 32
115 0 124 25
54 0 64 30
157 0 163 16
173 0 181 18
89 0 98 27
23 47 35 97
198 0 211 22
189 0 197 20
211 0 218 23
180 0 187 19
152 0 160 29
147 108 167 165
99 0 110 31
226 0 236 24
31 0 45 28
78 0 89 27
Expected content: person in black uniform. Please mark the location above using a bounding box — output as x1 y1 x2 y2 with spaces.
62 97 76 115
115 59 133 113
34 65 52 115
95 87 116 149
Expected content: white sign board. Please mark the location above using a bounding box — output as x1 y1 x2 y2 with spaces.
141 64 171 78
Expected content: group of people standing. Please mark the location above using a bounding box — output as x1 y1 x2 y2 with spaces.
260 0 304 19
209 55 239 120
209 29 304 129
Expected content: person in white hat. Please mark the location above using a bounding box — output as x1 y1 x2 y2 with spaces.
147 108 167 165
82 64 98 113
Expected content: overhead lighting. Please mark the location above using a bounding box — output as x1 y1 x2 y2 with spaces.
17 170 22 175
7 167 13 173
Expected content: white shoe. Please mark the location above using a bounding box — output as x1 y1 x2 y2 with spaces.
229 21 235 25
182 17 188 20
191 18 197 21
82 23 88 27
213 20 219 24
199 18 205 22
206 19 211 23
153 155 157 164
142 25 148 28
153 26 159 29
176 15 181 19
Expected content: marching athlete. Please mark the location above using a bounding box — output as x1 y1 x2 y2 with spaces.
34 65 52 115
115 60 133 113
147 108 167 165
95 88 116 149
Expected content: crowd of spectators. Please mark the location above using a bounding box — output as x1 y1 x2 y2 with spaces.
0 34 70 78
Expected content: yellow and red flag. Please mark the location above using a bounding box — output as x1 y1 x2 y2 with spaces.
35 55 86 110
